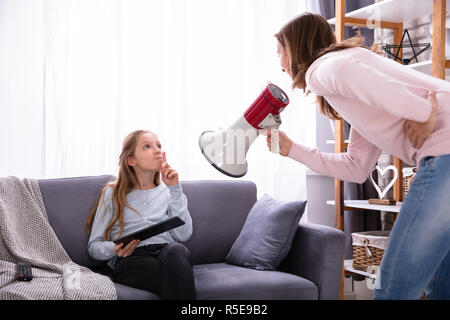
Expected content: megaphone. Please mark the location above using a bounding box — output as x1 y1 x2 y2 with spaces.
199 83 290 178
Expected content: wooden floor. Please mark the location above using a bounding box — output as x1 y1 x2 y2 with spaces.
343 276 374 300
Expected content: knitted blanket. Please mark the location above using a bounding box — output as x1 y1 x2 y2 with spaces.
0 176 116 300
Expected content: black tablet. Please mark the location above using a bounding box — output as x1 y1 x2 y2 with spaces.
112 216 185 245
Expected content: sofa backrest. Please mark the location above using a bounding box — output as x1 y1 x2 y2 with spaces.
39 175 116 269
38 176 257 269
182 180 256 264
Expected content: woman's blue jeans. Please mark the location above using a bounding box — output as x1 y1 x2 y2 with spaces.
373 154 450 300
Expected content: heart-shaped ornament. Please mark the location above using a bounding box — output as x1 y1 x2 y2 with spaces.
369 165 399 200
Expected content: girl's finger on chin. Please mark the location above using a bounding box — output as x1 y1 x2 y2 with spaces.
169 171 177 178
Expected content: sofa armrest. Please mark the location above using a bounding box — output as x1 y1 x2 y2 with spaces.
279 222 345 300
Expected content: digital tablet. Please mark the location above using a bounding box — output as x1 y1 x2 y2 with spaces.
112 216 185 245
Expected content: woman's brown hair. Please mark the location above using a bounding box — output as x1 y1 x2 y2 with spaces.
85 130 161 240
275 12 376 120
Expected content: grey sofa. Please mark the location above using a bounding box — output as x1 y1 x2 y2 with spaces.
38 175 345 300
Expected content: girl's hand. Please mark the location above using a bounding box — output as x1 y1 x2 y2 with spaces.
403 92 438 149
261 129 294 157
114 239 140 258
160 152 179 186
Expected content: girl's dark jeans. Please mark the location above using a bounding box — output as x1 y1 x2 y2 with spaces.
112 242 196 300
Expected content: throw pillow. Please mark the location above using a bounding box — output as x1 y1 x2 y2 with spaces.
225 194 306 270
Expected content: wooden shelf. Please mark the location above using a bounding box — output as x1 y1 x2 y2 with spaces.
407 58 450 80
326 139 349 145
328 0 450 26
306 169 322 176
327 200 402 213
344 259 377 280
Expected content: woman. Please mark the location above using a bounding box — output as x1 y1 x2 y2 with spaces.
267 12 450 300
86 129 196 300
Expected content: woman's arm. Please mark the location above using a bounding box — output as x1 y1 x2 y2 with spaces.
404 92 438 149
87 187 116 261
167 184 193 242
288 128 382 184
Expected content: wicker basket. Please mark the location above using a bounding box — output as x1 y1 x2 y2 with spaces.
403 167 418 197
352 231 390 272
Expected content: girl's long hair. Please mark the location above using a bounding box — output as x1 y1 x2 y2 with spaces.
85 130 161 240
275 12 377 120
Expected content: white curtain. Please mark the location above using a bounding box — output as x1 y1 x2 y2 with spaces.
2 0 315 216
0 0 45 178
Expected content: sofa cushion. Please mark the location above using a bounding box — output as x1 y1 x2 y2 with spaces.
115 262 318 300
115 282 160 300
225 194 306 270
194 263 317 300
39 175 115 269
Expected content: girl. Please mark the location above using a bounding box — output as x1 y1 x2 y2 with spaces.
266 13 450 299
86 129 196 300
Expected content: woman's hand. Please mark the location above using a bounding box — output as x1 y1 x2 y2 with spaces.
261 129 294 157
114 239 140 258
160 152 179 186
403 92 438 149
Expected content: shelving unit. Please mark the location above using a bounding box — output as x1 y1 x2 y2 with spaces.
328 0 450 25
326 139 349 145
328 0 448 300
344 260 377 280
326 200 402 213
407 57 450 80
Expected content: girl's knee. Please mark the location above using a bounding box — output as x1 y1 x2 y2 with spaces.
161 243 192 263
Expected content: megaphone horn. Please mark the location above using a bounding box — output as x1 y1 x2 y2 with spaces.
199 83 290 177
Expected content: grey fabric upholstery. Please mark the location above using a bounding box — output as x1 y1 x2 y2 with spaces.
114 282 160 300
38 175 115 269
279 223 346 300
37 175 345 300
226 194 306 270
194 263 317 300
181 180 257 264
